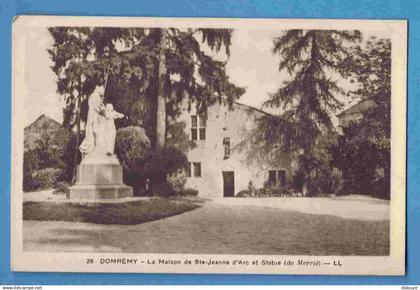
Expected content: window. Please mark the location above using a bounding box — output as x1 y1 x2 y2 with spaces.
193 162 201 177
191 114 206 140
268 170 286 186
199 116 206 127
199 128 206 140
191 116 198 140
278 170 286 186
268 170 277 185
223 137 231 159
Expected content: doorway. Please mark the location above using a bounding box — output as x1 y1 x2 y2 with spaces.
223 171 235 197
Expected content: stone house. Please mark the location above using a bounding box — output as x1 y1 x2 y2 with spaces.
337 99 376 129
24 114 62 151
175 100 294 198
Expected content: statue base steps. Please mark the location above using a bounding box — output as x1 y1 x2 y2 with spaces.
68 184 133 200
68 156 133 200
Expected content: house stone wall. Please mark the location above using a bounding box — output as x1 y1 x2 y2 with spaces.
176 100 294 197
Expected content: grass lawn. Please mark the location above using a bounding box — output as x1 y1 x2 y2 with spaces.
23 198 201 225
24 199 389 255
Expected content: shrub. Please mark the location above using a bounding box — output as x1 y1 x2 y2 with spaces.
167 170 187 193
328 167 344 195
23 150 39 192
305 167 343 196
151 181 176 197
31 168 61 191
57 131 82 183
144 146 189 178
115 126 151 195
331 117 390 199
236 181 298 198
144 146 189 197
115 130 188 197
235 189 251 198
179 188 199 197
247 181 257 196
52 181 70 195
257 183 295 197
115 126 151 172
23 129 77 190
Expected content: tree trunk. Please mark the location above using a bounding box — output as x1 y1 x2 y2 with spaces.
156 28 167 149
71 86 82 185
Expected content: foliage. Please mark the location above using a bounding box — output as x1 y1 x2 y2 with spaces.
167 170 188 193
235 181 298 198
113 130 188 196
52 181 70 195
113 126 151 195
332 37 391 199
235 189 251 198
48 27 245 141
247 181 257 196
301 166 343 197
144 146 189 180
342 37 391 128
142 146 189 196
23 150 40 191
265 30 361 144
48 27 244 184
253 30 361 196
291 131 343 196
23 127 76 192
333 120 390 198
32 130 61 168
151 181 176 197
23 199 200 225
178 188 199 197
57 130 82 183
30 168 62 191
115 126 151 172
166 120 190 153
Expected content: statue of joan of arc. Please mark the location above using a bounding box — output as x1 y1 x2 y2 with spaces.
79 86 107 157
79 84 125 159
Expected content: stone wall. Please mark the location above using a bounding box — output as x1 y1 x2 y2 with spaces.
176 100 294 197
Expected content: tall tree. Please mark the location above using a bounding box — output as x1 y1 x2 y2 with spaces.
156 28 167 148
333 37 391 198
48 27 92 182
258 30 361 195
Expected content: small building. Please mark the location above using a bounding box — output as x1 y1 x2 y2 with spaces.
176 100 294 198
24 114 62 151
336 99 375 129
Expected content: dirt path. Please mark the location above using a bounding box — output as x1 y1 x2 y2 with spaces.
23 199 389 255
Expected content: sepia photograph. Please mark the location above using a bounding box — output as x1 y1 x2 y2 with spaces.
10 16 406 275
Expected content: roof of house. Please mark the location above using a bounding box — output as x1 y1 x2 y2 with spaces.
24 114 61 131
24 114 62 150
337 99 376 118
232 100 274 117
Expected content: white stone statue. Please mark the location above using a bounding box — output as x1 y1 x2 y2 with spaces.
79 86 124 159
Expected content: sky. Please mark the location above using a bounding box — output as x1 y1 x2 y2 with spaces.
24 27 66 126
23 27 387 126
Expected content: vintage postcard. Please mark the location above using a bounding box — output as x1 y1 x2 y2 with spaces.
11 16 406 275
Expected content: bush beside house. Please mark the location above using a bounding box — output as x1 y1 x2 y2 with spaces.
23 115 76 192
115 126 189 197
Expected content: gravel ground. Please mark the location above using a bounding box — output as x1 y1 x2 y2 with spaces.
211 196 389 221
23 198 389 255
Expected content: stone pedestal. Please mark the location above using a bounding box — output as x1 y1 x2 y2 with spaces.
68 155 133 200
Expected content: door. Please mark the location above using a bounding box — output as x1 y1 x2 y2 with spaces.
223 171 235 197
278 170 286 187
